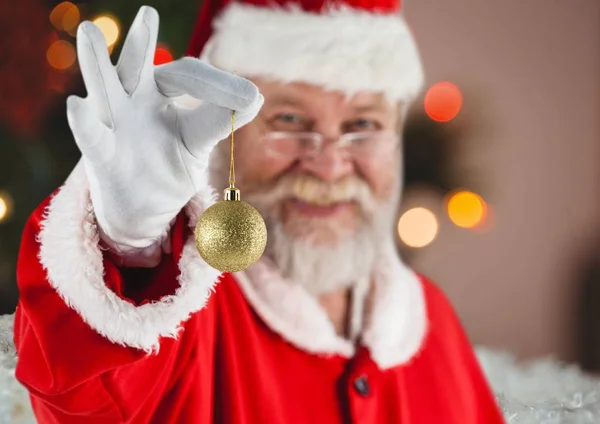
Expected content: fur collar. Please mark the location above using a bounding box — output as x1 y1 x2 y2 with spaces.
236 245 428 369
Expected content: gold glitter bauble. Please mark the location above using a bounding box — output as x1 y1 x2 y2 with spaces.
194 191 267 273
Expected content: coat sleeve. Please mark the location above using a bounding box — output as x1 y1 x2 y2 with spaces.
13 162 221 423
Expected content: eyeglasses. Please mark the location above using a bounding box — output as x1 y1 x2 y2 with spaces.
260 130 400 159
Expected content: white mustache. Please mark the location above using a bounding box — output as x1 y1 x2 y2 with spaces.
246 173 378 217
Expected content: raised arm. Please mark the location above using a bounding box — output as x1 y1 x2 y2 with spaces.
14 6 262 423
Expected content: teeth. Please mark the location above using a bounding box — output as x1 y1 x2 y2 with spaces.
291 177 354 205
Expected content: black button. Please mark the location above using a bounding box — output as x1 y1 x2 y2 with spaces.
353 375 370 396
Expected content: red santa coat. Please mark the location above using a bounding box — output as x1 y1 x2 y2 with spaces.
14 164 505 423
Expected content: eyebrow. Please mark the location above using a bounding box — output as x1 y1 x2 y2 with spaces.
350 103 389 114
265 95 306 109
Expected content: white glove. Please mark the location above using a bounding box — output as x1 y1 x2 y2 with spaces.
66 6 263 261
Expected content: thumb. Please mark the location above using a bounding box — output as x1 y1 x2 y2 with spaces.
67 96 115 164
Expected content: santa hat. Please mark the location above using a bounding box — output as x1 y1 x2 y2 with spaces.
186 0 424 102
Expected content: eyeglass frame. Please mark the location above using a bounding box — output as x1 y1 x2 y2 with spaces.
257 129 401 160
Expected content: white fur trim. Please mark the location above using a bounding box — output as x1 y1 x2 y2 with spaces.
37 161 221 353
201 3 424 101
236 262 355 358
236 241 427 369
361 243 428 368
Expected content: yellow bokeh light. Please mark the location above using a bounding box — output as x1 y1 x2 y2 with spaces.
93 16 120 47
0 198 6 222
0 192 13 223
47 40 76 70
447 191 487 229
398 207 439 248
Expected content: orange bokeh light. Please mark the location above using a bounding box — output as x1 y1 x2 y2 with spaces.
424 82 463 122
447 190 487 229
154 47 173 65
47 40 76 70
50 2 79 32
62 4 80 32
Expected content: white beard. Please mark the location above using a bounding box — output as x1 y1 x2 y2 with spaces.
263 213 376 295
244 179 399 296
209 144 401 296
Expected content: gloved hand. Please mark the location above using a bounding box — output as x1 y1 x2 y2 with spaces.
66 6 263 260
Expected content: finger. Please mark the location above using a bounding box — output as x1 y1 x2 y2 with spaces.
116 6 159 95
155 57 260 111
177 94 263 159
76 21 125 128
67 96 115 164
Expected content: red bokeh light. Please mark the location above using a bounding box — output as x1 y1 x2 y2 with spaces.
424 82 463 122
154 47 173 65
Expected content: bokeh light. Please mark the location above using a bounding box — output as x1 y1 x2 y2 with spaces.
424 82 463 122
154 47 173 65
0 199 6 222
0 192 13 223
46 40 76 70
93 16 120 47
398 207 439 248
447 190 487 229
50 2 79 32
61 3 80 32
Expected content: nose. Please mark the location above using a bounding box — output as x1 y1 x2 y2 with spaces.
298 141 355 182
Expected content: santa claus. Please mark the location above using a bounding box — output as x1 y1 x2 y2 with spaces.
13 1 505 423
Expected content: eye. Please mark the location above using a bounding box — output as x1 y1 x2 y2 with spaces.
276 113 303 124
269 113 310 131
344 118 381 132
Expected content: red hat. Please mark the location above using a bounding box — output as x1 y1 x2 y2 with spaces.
187 0 424 101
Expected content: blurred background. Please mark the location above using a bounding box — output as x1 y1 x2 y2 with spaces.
0 0 599 369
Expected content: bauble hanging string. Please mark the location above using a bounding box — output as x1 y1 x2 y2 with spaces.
194 110 267 272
